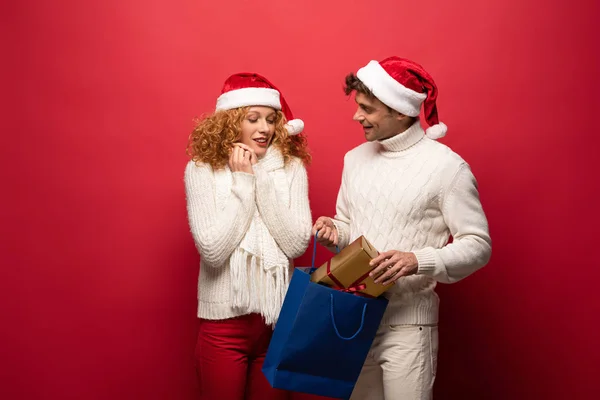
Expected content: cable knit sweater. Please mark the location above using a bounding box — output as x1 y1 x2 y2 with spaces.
332 121 491 326
185 146 312 324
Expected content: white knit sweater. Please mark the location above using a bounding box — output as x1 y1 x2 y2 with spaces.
332 121 491 326
185 147 312 324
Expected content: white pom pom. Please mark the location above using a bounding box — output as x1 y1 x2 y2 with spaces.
425 122 447 139
285 119 304 136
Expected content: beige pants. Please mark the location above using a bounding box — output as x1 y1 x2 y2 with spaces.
350 324 438 400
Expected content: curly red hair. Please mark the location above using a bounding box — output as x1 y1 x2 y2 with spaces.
187 107 311 169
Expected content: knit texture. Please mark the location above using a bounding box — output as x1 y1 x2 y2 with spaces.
185 146 312 324
331 121 491 326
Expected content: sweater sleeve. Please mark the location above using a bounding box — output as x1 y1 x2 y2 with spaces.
184 161 256 267
414 163 492 283
253 159 312 259
331 158 351 249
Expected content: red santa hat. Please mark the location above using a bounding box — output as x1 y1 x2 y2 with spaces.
356 56 447 139
215 72 304 136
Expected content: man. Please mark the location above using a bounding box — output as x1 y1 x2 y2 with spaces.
312 56 492 399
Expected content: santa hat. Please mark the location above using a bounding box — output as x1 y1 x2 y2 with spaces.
356 57 447 139
215 72 304 136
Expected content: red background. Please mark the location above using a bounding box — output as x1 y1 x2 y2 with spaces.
3 1 599 399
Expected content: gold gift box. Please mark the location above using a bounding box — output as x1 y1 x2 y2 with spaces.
310 236 391 298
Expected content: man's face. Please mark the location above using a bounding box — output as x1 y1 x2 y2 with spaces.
352 92 405 142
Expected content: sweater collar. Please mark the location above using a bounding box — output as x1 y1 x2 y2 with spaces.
256 145 285 172
379 121 425 152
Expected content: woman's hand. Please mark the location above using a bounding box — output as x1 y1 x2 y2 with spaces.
228 143 257 174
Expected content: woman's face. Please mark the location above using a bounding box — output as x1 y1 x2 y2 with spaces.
239 106 277 159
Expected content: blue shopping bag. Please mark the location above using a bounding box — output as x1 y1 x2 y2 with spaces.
262 236 389 399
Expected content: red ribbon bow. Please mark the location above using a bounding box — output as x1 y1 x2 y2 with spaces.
334 283 367 293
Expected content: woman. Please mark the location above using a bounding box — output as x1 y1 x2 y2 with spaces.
184 72 312 400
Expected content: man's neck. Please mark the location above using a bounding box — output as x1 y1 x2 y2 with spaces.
378 120 424 152
380 117 416 141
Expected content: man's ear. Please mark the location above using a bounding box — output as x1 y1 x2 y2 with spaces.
394 111 410 122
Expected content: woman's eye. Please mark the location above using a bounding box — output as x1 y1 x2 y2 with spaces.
267 120 275 124
248 119 258 123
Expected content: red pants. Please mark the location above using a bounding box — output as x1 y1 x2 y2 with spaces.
195 313 290 400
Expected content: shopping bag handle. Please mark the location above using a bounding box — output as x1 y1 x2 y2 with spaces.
307 230 340 273
330 293 367 340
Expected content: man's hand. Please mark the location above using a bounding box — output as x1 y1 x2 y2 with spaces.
312 216 338 247
369 250 418 286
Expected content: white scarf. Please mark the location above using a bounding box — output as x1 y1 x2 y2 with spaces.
214 147 291 325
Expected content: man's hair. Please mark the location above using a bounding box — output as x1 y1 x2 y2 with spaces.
344 73 395 113
344 73 375 97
